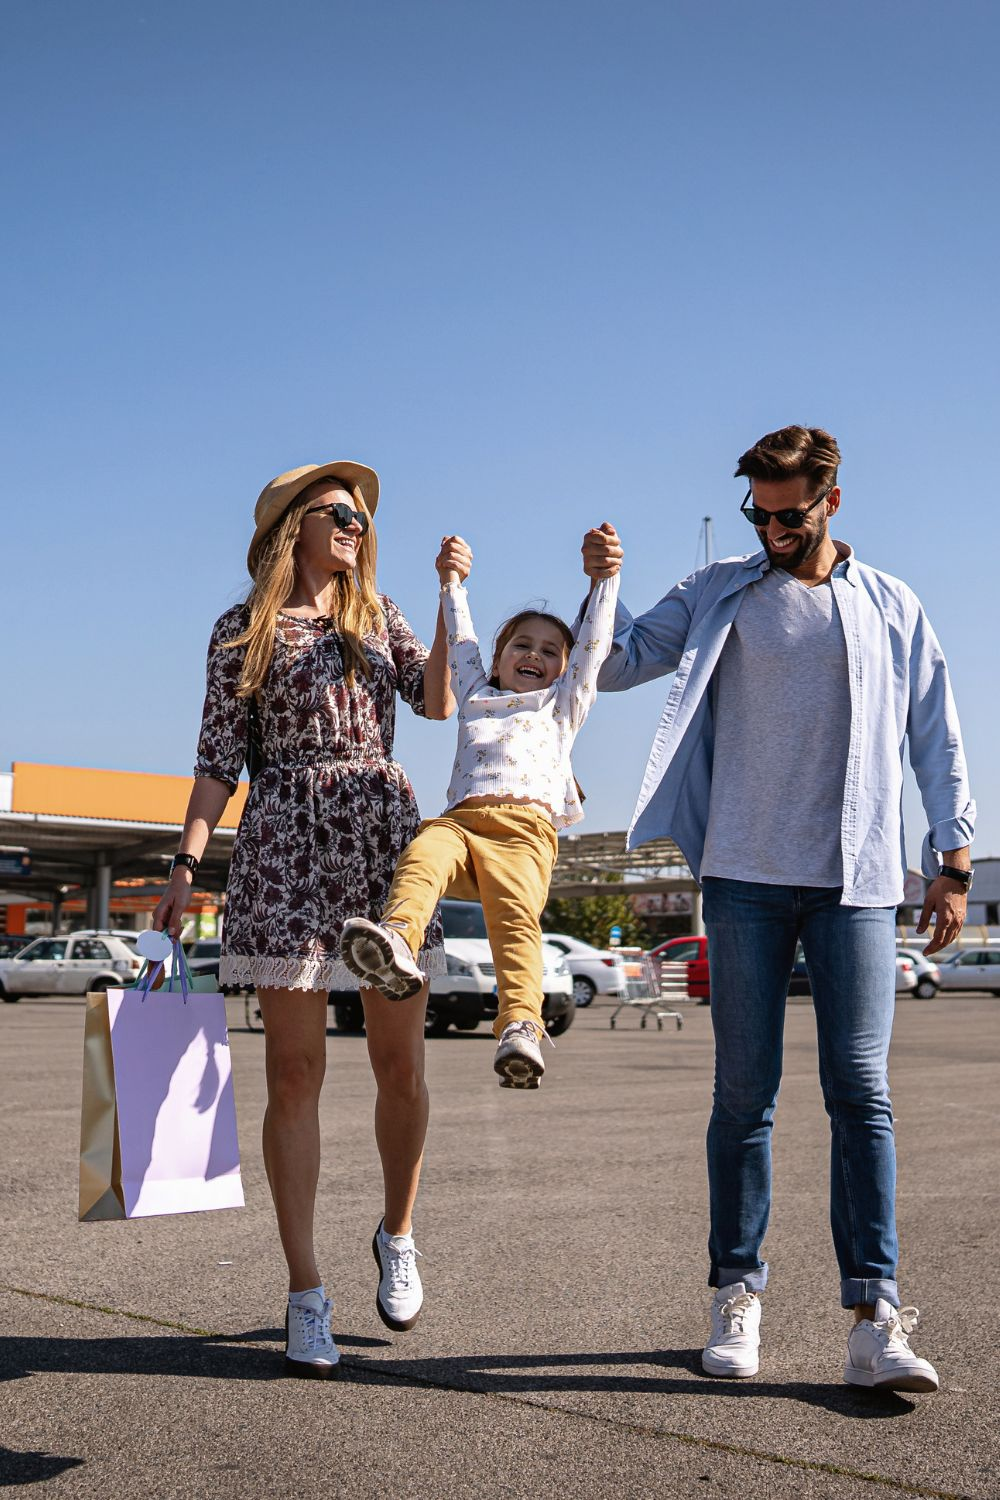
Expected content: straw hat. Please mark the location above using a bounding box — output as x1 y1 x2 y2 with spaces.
247 461 380 575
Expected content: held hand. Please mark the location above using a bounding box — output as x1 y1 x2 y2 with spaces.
916 876 968 956
152 871 192 941
582 522 623 579
436 535 473 585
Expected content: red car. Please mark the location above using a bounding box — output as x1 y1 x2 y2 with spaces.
650 935 709 1001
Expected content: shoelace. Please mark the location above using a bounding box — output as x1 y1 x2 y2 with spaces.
384 1242 423 1293
504 1020 554 1049
290 1297 332 1351
717 1291 756 1334
876 1305 920 1347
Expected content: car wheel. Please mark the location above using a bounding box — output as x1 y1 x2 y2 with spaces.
453 1017 479 1031
90 977 116 992
333 1002 365 1034
244 993 263 1031
546 1010 575 1037
914 979 938 999
424 1003 451 1037
1 987 19 1003
573 976 596 1008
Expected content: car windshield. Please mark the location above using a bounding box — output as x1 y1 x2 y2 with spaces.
440 901 488 939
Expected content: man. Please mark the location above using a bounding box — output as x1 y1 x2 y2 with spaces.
583 426 974 1392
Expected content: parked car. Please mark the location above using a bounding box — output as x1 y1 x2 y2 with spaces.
935 946 1000 995
0 931 143 1001
184 937 224 983
896 947 940 998
541 932 629 1008
649 935 709 1000
327 899 574 1037
0 934 33 959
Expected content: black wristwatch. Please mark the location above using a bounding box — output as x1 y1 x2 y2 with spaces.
939 864 973 891
170 852 200 878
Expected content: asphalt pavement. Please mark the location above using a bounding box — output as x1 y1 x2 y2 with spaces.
2 990 998 1499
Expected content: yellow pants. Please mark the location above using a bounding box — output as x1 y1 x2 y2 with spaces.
381 804 559 1038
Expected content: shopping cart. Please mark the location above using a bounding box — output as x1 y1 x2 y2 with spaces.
608 949 684 1031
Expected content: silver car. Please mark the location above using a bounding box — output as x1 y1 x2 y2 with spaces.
935 947 1000 995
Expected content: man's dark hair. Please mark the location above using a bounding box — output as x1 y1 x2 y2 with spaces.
735 426 841 497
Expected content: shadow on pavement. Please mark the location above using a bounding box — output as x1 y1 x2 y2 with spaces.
341 1347 917 1418
0 1335 915 1419
0 1445 84 1486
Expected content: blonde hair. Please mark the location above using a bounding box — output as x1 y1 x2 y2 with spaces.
226 482 383 696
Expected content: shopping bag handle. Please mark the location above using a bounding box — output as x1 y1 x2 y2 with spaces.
131 939 192 1002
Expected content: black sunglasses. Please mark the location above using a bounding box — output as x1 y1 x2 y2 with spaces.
304 500 369 536
740 486 832 529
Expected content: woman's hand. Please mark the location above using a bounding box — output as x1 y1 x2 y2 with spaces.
152 870 193 941
582 522 623 579
436 535 473 585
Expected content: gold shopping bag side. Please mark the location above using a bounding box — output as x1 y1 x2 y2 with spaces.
78 991 126 1221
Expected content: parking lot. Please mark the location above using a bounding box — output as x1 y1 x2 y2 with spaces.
2 989 998 1499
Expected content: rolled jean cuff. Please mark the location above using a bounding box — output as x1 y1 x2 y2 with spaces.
712 1263 768 1294
841 1276 899 1310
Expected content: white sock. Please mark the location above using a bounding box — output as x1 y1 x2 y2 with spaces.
289 1284 325 1305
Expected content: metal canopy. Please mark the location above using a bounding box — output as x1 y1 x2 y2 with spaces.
550 831 697 899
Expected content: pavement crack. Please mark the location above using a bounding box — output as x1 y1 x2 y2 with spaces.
0 1283 973 1500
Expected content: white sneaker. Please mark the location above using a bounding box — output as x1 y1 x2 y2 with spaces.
340 918 425 1001
702 1282 761 1377
285 1291 340 1378
494 1019 546 1089
844 1299 939 1393
372 1220 424 1331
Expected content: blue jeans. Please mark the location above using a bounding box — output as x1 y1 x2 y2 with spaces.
702 877 900 1310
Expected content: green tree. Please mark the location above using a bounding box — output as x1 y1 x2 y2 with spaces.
542 889 645 950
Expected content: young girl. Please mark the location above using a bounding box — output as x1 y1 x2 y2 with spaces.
341 527 621 1088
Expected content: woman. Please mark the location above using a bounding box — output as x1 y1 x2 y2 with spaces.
154 461 470 1378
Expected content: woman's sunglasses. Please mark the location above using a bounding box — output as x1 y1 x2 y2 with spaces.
304 500 370 536
740 486 832 529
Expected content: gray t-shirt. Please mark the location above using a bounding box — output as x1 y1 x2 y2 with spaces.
701 563 851 888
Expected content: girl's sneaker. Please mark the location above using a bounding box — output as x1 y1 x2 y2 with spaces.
494 1019 547 1088
844 1300 939 1392
285 1291 340 1378
340 918 425 1001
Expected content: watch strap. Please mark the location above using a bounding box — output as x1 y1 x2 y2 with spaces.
939 864 972 889
170 852 200 877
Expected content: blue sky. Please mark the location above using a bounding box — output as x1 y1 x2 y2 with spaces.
3 0 997 862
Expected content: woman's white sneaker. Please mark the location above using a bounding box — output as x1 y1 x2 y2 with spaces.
285 1290 340 1378
494 1019 546 1088
844 1300 939 1393
372 1220 424 1331
701 1282 761 1377
340 917 425 1001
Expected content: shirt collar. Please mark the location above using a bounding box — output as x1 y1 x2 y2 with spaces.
740 540 858 587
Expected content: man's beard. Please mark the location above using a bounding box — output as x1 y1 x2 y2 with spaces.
762 526 824 572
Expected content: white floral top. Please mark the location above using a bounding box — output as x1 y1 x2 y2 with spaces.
441 574 619 828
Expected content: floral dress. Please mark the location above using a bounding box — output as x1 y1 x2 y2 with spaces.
194 596 445 991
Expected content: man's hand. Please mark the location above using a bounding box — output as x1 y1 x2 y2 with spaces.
917 876 968 956
436 535 473 585
582 522 623 579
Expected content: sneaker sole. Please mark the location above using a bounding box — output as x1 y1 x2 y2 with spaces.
341 923 424 1002
701 1353 759 1378
843 1365 938 1393
371 1231 422 1332
494 1054 543 1088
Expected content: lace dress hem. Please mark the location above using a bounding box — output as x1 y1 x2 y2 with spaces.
221 946 446 992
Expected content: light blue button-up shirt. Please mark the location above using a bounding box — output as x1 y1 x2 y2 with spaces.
596 544 975 907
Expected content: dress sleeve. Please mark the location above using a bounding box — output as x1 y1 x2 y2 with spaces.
193 609 251 793
441 582 489 702
382 595 432 717
555 573 620 731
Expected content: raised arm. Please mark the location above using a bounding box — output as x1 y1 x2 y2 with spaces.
421 535 474 718
557 571 621 730
578 523 693 690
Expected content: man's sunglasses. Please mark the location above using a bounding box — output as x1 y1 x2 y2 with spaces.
740 486 832 529
304 500 370 536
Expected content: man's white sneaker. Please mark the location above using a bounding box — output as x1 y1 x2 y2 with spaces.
340 917 425 1001
494 1019 546 1089
372 1220 424 1332
285 1291 340 1378
844 1299 939 1393
702 1282 761 1378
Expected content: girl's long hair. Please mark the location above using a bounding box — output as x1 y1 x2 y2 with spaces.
225 483 382 697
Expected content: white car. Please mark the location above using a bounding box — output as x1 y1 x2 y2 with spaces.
935 947 1000 995
0 931 143 1001
541 931 629 1008
896 947 941 999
